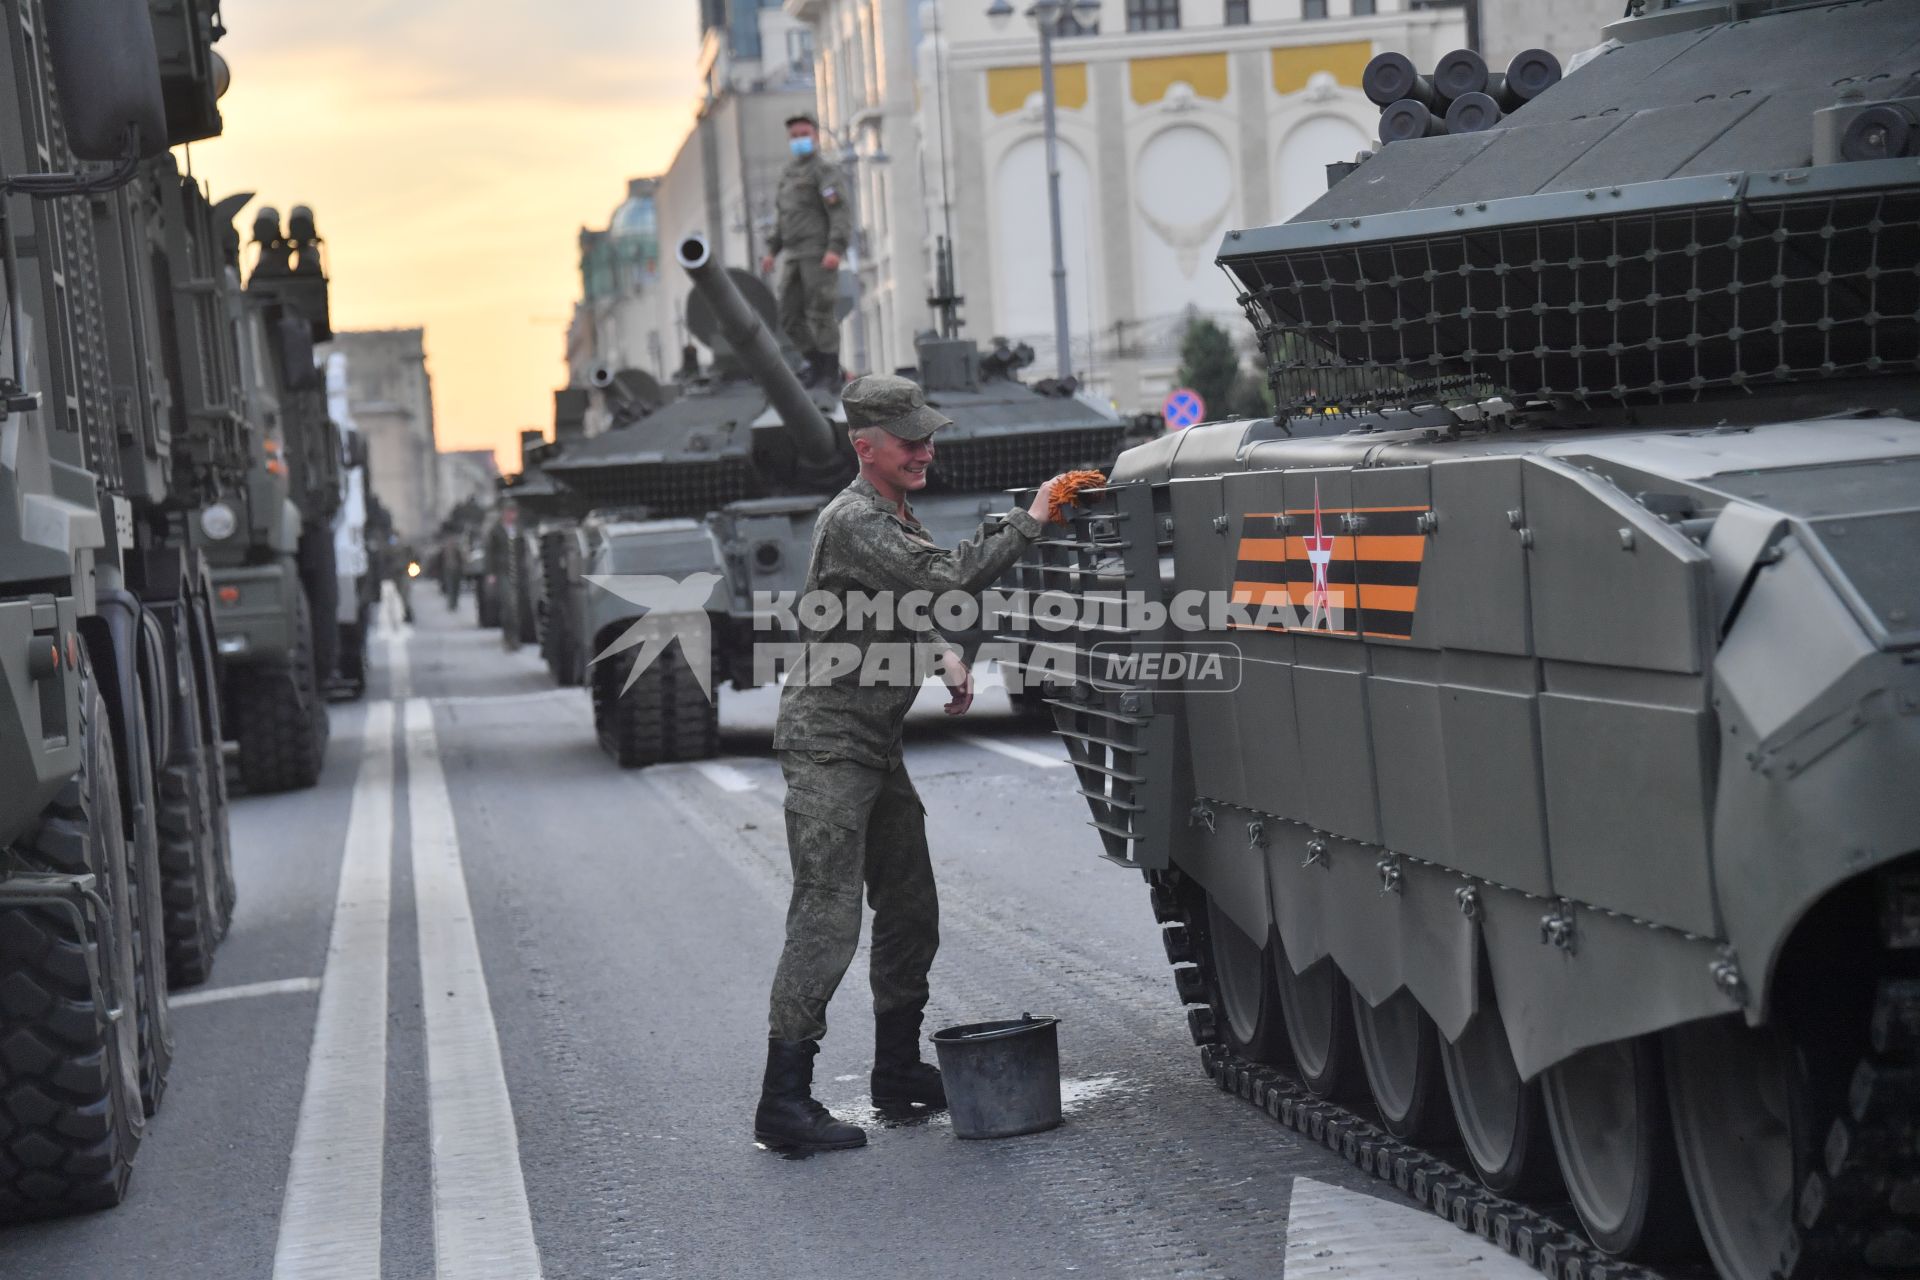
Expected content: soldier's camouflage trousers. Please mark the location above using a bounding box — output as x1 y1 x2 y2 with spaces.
778 257 840 357
767 751 937 1043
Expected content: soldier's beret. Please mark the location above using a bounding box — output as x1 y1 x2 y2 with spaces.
841 374 950 441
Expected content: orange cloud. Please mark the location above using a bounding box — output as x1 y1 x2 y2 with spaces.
181 5 703 472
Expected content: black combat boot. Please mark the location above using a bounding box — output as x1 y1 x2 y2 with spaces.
871 1010 947 1110
754 1039 867 1151
796 350 822 388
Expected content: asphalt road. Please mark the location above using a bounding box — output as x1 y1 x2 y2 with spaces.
0 591 1540 1280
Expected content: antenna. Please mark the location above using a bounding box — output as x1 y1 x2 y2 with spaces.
932 0 956 264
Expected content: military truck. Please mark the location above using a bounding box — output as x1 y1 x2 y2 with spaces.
193 204 344 790
538 233 1127 766
1030 4 1920 1277
1 0 246 1217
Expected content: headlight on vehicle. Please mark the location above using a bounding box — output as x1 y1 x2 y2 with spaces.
199 502 238 541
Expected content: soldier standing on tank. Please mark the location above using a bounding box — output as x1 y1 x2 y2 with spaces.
760 114 852 391
752 374 1073 1152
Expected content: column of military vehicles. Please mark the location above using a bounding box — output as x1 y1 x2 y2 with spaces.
482 233 1132 766
0 0 367 1218
1025 2 1920 1278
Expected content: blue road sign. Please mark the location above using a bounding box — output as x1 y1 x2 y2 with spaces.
1163 387 1206 429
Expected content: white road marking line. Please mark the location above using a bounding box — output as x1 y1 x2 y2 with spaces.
404 697 544 1279
959 734 1069 769
1283 1177 1539 1276
170 976 321 1009
272 701 394 1280
431 688 579 709
692 760 757 792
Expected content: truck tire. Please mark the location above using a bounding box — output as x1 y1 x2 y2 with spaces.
0 660 146 1219
297 525 339 688
156 627 224 987
335 605 368 702
598 642 719 768
232 585 328 793
124 685 174 1119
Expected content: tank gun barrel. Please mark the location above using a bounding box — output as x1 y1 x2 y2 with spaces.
675 234 839 473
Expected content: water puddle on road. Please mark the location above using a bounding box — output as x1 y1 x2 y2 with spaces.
757 1073 1141 1159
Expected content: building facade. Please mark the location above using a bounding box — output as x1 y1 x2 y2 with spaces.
931 0 1466 411
784 0 933 379
1477 0 1621 70
436 449 501 522
324 328 441 542
565 0 815 419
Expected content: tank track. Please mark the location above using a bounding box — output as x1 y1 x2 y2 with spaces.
1793 977 1920 1277
1145 868 1677 1280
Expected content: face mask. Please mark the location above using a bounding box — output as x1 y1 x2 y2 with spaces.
789 136 814 158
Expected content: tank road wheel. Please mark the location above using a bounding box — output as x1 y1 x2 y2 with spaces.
0 660 145 1219
1440 964 1559 1196
156 631 223 987
1350 987 1454 1141
1203 895 1286 1063
1541 1037 1699 1260
1273 930 1359 1099
599 643 719 768
232 586 328 794
1664 1017 1813 1280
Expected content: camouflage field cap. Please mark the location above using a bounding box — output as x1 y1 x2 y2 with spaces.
841 374 951 442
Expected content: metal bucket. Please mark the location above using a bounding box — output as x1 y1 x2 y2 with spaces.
931 1014 1062 1139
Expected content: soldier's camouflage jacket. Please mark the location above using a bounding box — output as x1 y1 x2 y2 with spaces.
772 475 1041 768
766 152 852 259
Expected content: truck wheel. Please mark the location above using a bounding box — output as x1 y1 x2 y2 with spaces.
197 604 238 936
599 643 719 767
125 685 174 1118
232 586 328 793
335 618 367 701
156 629 223 987
0 659 146 1219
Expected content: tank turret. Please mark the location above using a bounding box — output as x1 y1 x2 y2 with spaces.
674 233 840 475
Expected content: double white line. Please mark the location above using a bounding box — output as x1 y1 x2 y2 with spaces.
273 626 542 1279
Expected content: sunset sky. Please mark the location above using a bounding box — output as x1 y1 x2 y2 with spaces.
181 0 706 470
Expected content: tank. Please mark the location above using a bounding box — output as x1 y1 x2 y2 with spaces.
1026 5 1920 1278
544 233 1129 766
0 0 245 1217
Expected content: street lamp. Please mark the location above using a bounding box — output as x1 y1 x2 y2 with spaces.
988 0 1100 381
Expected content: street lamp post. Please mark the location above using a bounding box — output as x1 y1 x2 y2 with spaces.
988 0 1100 381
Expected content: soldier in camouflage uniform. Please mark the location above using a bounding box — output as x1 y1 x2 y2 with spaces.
760 114 852 391
752 374 1073 1152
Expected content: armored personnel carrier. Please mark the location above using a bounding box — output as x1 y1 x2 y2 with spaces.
546 233 1127 766
1030 4 1920 1277
1 0 248 1216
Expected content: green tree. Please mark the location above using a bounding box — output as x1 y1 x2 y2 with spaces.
1228 369 1275 418
1175 315 1241 420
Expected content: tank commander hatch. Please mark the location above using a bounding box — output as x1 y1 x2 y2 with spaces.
752 374 1074 1152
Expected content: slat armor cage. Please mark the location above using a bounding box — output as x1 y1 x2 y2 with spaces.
1220 164 1920 418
